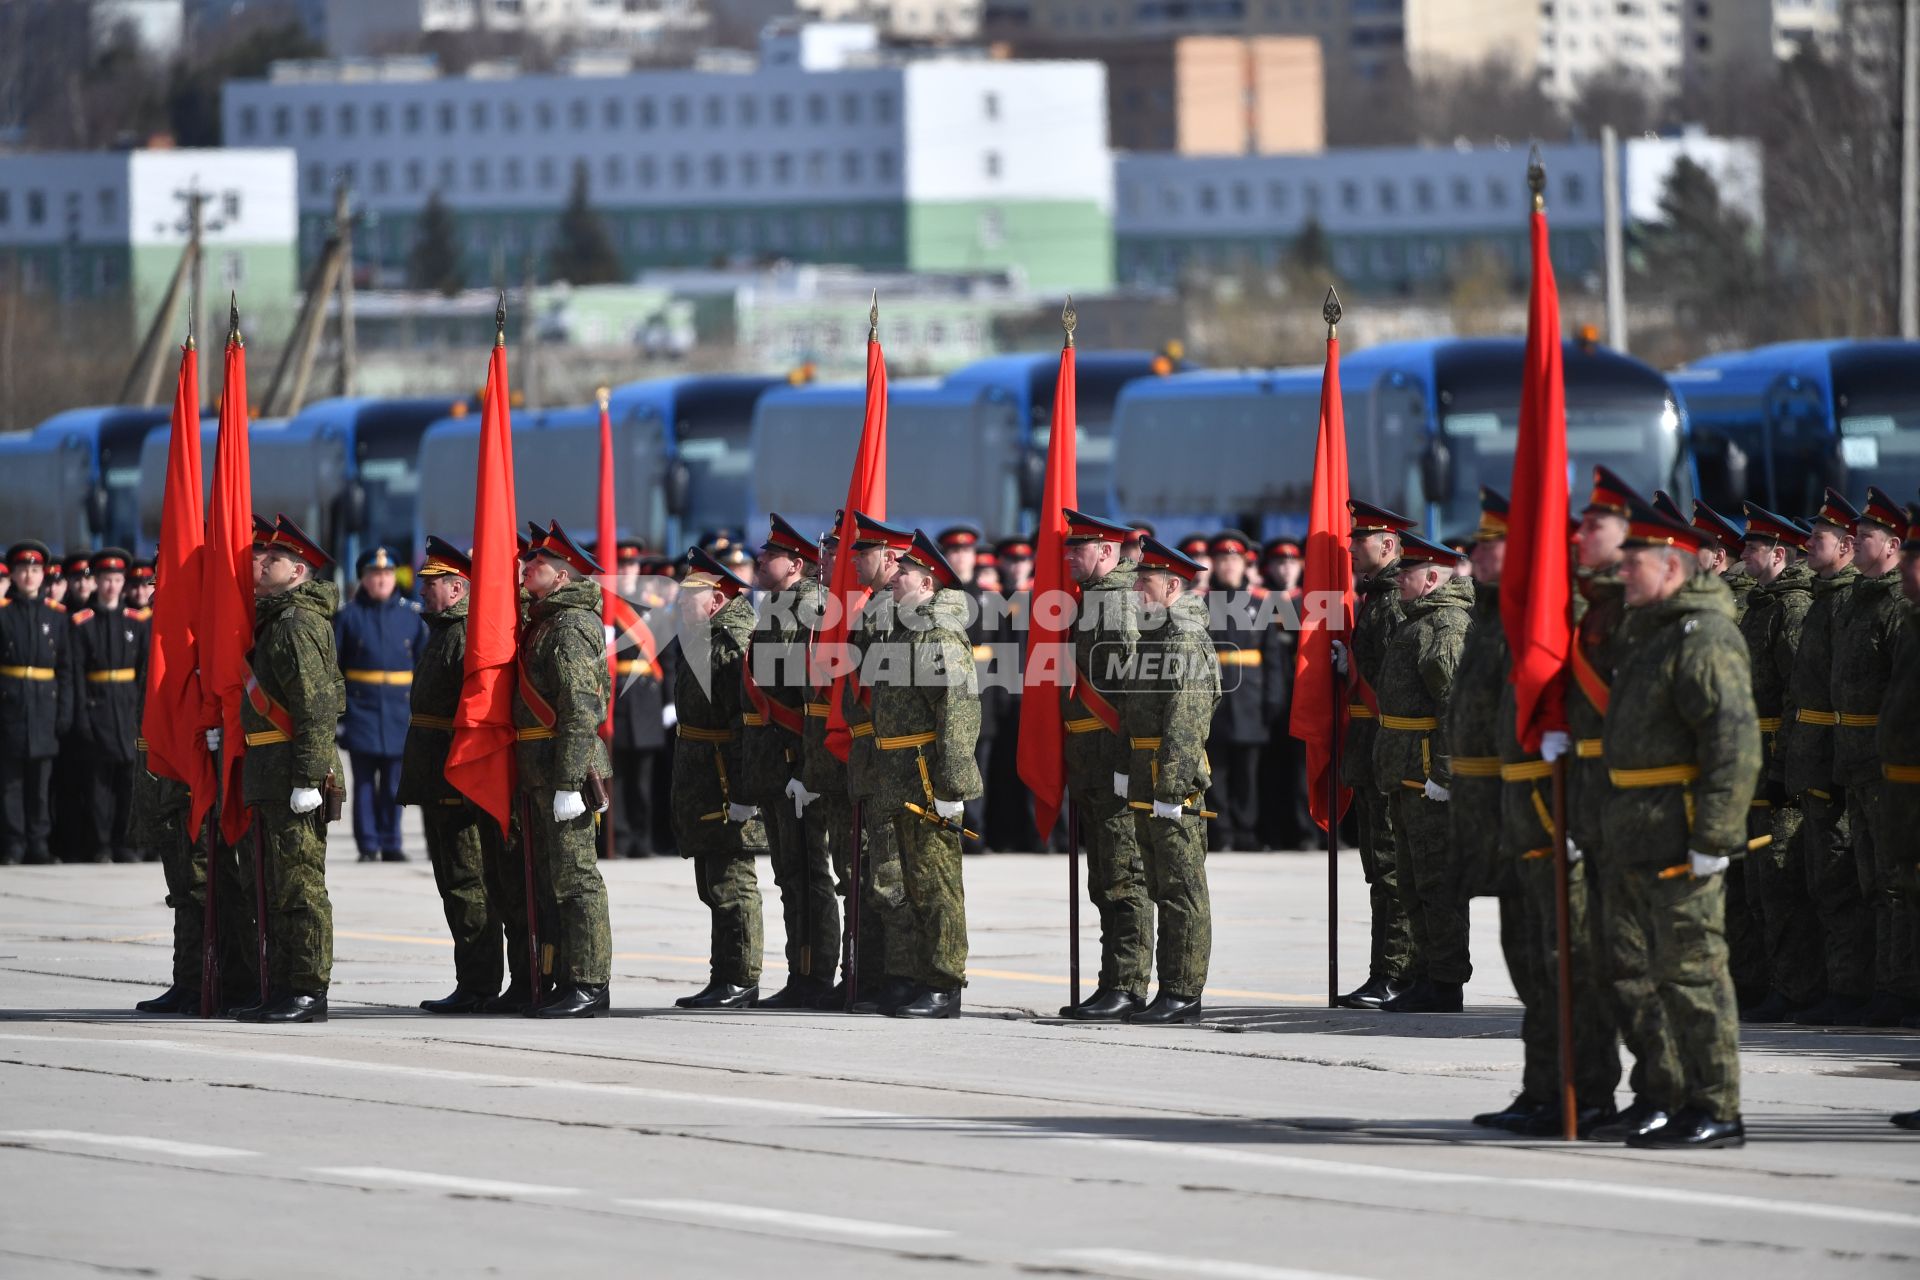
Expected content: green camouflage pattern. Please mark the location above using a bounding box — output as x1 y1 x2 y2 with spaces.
742 575 822 806
259 808 332 995
695 846 763 987
1341 563 1403 789
1783 564 1857 796
1720 564 1755 623
135 761 256 1000
1520 855 1625 1106
240 579 345 804
882 814 969 991
1742 562 1812 788
1132 805 1211 998
842 596 890 801
765 798 838 983
421 803 506 993
1342 562 1411 984
1446 580 1509 898
807 790 860 980
1832 569 1902 786
1063 559 1138 789
396 597 467 806
1875 605 1920 997
1568 568 1626 853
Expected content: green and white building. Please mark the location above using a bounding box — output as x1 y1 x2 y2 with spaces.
221 24 1114 293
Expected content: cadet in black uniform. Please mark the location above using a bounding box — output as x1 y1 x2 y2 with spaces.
1203 530 1286 851
609 541 670 859
1 542 72 865
68 548 149 863
939 525 995 853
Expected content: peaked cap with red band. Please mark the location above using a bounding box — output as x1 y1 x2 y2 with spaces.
1741 501 1810 550
1857 486 1907 535
91 547 131 575
1135 535 1204 583
265 515 333 571
520 521 601 578
1652 490 1687 524
762 512 820 565
996 536 1034 559
131 558 155 583
1263 536 1302 559
1475 487 1510 542
1690 500 1745 553
680 545 750 598
1811 487 1861 534
418 534 472 578
1208 529 1253 558
1622 498 1712 555
1903 503 1920 553
252 514 275 547
1582 465 1641 518
1348 498 1416 534
1062 508 1132 546
615 538 645 564
821 509 845 550
1176 533 1211 557
935 523 981 551
1395 530 1464 568
900 530 963 589
851 511 914 551
63 553 91 576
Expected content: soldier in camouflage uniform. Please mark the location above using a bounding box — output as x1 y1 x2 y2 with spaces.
1058 509 1152 1021
1735 504 1821 1023
799 516 863 1010
1600 499 1761 1149
234 517 345 1024
1333 500 1417 1009
1371 531 1473 1013
399 537 522 1014
1879 505 1920 1034
1692 502 1755 622
1786 489 1867 1025
743 514 839 1008
514 522 614 1018
1122 536 1221 1023
670 544 768 1010
865 530 982 1018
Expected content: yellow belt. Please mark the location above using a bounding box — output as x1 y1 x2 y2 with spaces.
409 713 454 730
0 665 55 681
1451 756 1502 778
804 702 830 718
615 658 652 676
515 726 554 741
1064 716 1106 735
1379 714 1437 731
1796 709 1837 726
1130 736 1162 750
1609 763 1701 787
1884 764 1920 784
1756 717 1782 733
135 737 149 751
1501 760 1552 782
245 729 290 746
1217 649 1262 667
850 721 873 738
971 644 994 662
679 725 734 743
345 669 413 686
1751 798 1772 809
1837 712 1879 727
742 712 768 727
1347 703 1375 720
877 731 937 751
86 668 138 684
1574 738 1603 758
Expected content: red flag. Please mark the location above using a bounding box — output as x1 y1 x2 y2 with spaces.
447 332 520 835
141 340 216 831
1289 324 1355 832
1017 336 1079 836
596 389 617 741
1501 178 1572 752
819 323 888 761
203 324 255 848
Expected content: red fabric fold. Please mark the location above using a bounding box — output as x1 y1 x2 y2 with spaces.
1289 334 1354 832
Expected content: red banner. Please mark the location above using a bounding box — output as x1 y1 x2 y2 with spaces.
1289 332 1354 832
820 333 888 761
204 330 255 847
1018 340 1079 836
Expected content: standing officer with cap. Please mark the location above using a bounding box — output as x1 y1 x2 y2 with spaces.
1259 536 1311 851
609 540 669 859
1601 497 1760 1149
1202 529 1284 852
1877 504 1920 1038
0 540 70 866
233 516 345 1024
1332 500 1417 1008
1693 502 1754 622
1058 508 1151 1021
744 513 839 1007
335 545 428 863
866 530 982 1018
512 522 614 1017
400 536 520 1014
49 552 91 860
128 559 155 613
801 515 859 1007
68 547 147 863
1734 503 1821 1023
1123 535 1221 1023
938 524 995 852
669 544 767 1010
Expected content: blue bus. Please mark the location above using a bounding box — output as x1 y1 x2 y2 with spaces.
1673 340 1920 515
0 406 172 553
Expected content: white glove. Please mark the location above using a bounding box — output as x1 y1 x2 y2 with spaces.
933 798 964 821
662 704 678 728
1567 841 1584 865
1423 779 1450 803
1329 639 1350 676
205 727 222 753
1540 730 1571 763
1688 850 1730 877
1113 771 1130 800
553 790 587 822
785 776 819 816
1151 798 1184 820
289 787 322 815
727 803 758 823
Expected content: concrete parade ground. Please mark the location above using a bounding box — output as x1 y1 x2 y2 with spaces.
1 815 1916 1279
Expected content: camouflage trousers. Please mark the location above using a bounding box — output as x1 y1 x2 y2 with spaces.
1848 781 1920 1000
1073 786 1153 998
148 788 257 1004
1500 891 1557 1105
857 800 906 992
1389 787 1468 985
1518 855 1623 1108
884 813 968 992
1604 867 1741 1121
421 801 507 995
813 792 881 990
1880 774 1920 1001
1132 808 1211 998
1749 799 1822 1006
258 808 333 996
694 845 763 988
1801 790 1869 998
1450 775 1504 900
768 795 839 985
1353 788 1414 984
525 796 612 987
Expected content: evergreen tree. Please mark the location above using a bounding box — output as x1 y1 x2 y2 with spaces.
408 192 465 297
1633 156 1763 337
548 161 623 285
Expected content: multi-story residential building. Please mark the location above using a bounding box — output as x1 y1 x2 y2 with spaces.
221 25 1114 291
796 0 986 41
322 0 708 55
983 0 1413 79
1536 0 1776 100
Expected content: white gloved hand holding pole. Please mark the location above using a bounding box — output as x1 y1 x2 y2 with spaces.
933 798 965 822
205 727 222 753
1423 778 1450 803
1113 772 1130 800
1540 730 1571 763
1688 850 1730 878
553 790 587 822
726 803 758 824
1151 799 1183 820
785 777 819 816
289 787 322 815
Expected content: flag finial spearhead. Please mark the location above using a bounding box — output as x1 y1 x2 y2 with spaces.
1527 145 1546 212
869 290 879 342
596 385 611 409
1323 286 1342 336
495 293 507 348
1062 295 1077 349
228 293 242 348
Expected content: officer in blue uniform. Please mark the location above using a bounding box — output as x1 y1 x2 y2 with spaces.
334 546 428 863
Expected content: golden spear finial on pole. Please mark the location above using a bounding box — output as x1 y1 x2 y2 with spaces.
1062 295 1077 349
1323 285 1342 339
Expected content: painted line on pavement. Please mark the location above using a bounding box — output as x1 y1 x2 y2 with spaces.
1053 1248 1371 1280
1 1129 256 1159
617 1198 951 1241
310 1166 581 1197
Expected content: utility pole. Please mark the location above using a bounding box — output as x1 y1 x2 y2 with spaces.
1601 124 1628 353
1901 0 1917 338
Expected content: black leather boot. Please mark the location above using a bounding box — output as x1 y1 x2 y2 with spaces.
1626 1106 1745 1149
250 993 327 1024
1471 1095 1547 1131
887 986 961 1019
421 988 490 1015
1519 1100 1617 1138
1059 987 1146 1021
675 981 758 1010
1384 980 1463 1013
1739 990 1798 1024
1127 990 1204 1024
757 978 832 1010
134 985 197 1014
852 977 915 1016
485 982 531 1015
1336 974 1407 1010
529 984 610 1018
1588 1097 1669 1143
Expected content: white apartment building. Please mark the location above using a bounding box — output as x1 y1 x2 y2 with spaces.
323 0 706 54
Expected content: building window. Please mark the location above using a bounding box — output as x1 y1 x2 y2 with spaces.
739 97 758 126
1563 173 1584 204
306 105 324 135
773 153 793 184
705 96 724 126
239 107 258 139
984 151 1001 179
537 157 556 188
406 160 423 192
1451 176 1471 207
1340 180 1360 212
876 150 896 181
741 154 759 185
502 102 520 131
1268 181 1289 212
670 96 689 126
338 104 356 135
605 155 623 188
842 151 863 182
1303 182 1322 214
638 155 656 186
307 163 326 196
604 98 622 127
1414 179 1433 211
438 103 455 133
706 155 726 186
672 156 691 187
97 188 115 225
874 90 895 122
372 161 389 194
404 103 422 133
0 191 9 224
371 103 389 134
772 95 790 125
271 106 290 137
501 158 520 190
1486 177 1508 207
1377 181 1397 212
1231 181 1250 213
570 100 588 128
638 98 656 128
438 158 456 191
806 151 826 183
983 91 1000 120
1198 185 1218 213
470 101 488 130
807 93 827 124
842 91 861 123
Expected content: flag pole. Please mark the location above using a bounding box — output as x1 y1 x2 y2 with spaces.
1324 289 1342 1009
1061 299 1082 1008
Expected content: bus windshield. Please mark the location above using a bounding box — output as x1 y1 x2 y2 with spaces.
1440 403 1680 530
354 405 440 563
670 381 778 538
1835 359 1920 498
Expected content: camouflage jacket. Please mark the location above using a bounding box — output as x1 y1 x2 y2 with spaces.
741 575 822 807
868 588 982 812
1123 591 1221 805
1568 566 1626 850
1720 564 1755 624
1372 574 1472 794
842 594 891 800
1784 564 1858 796
1445 580 1508 767
672 593 766 854
396 598 465 807
1601 573 1761 862
1875 602 1920 777
240 579 345 806
1739 563 1812 788
512 578 611 793
1341 561 1403 789
1832 568 1903 786
1063 559 1139 790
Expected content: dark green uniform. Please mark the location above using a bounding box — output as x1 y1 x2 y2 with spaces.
1372 575 1472 986
1738 563 1819 1006
1832 567 1907 1003
1124 591 1220 997
671 592 767 988
398 596 519 997
134 753 257 1005
800 652 858 985
513 578 613 989
843 596 901 990
1874 602 1920 997
239 579 345 998
1601 573 1761 1123
1721 564 1755 622
869 587 981 993
1343 564 1413 985
1063 560 1152 999
1718 560 1761 996
743 576 837 984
